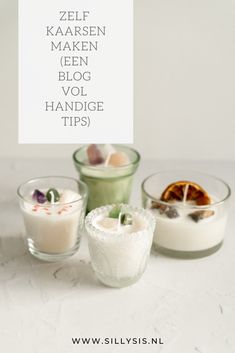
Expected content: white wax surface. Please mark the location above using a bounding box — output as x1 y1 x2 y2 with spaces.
151 199 228 251
82 144 131 177
93 214 146 234
22 189 82 253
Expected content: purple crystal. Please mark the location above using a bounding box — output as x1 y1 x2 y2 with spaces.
32 189 46 204
87 144 104 165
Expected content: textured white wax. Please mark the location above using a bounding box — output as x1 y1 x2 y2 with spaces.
88 214 151 279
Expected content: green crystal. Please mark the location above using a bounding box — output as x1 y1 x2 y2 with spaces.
108 206 122 219
46 188 60 203
120 213 133 225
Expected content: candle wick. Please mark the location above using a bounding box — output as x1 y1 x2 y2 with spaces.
50 192 55 204
117 210 122 232
104 152 112 166
49 192 56 214
183 184 189 205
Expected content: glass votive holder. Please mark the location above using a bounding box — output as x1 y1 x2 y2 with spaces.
17 176 88 262
142 170 231 258
85 204 155 288
73 145 140 212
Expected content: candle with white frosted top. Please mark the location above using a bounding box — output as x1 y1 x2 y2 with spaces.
17 177 87 261
142 171 231 258
85 204 155 287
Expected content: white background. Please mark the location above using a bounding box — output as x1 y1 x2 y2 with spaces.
0 0 235 158
19 0 133 144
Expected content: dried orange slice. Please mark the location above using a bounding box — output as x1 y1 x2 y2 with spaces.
160 180 211 206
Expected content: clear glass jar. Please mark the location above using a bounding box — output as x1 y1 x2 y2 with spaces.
73 145 140 212
17 176 88 262
142 170 231 258
85 204 155 287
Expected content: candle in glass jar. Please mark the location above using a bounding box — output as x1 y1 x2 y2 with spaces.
85 204 155 287
142 171 231 258
22 189 81 253
73 144 140 211
18 177 87 261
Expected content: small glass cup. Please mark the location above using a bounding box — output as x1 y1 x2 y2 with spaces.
85 204 155 288
142 170 231 258
73 145 140 212
17 176 88 262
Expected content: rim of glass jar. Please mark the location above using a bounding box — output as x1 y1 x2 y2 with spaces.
141 170 231 210
73 145 141 170
17 176 88 207
85 204 156 240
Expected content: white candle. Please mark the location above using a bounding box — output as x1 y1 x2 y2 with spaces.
18 177 88 261
150 200 228 252
142 171 231 257
85 205 155 287
22 189 82 254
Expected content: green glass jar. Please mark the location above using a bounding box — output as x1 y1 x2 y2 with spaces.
73 145 140 212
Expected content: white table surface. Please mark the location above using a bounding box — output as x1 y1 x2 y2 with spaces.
0 158 234 353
